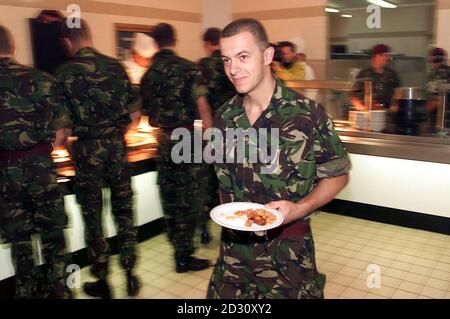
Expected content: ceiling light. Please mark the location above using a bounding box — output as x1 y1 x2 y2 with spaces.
341 14 352 18
325 8 340 13
367 0 397 8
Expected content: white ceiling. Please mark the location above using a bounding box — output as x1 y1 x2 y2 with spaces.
328 0 435 10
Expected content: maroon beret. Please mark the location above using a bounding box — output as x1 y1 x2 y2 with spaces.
372 44 390 56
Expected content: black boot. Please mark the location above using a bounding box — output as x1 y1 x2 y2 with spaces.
200 223 210 244
176 256 210 273
126 270 141 297
83 280 112 299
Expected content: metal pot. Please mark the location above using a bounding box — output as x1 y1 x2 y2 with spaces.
393 87 427 135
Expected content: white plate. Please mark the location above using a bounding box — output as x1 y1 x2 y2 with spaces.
210 202 284 232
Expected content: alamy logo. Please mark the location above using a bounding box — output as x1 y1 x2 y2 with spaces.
66 264 81 289
170 127 280 174
66 4 81 29
366 264 382 289
367 4 382 29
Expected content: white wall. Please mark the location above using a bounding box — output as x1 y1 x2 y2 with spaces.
436 0 450 57
0 1 204 65
329 5 435 57
202 0 231 30
338 154 450 218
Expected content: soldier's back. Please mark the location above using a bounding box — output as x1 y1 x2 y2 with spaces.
141 49 199 128
0 58 55 150
55 47 131 137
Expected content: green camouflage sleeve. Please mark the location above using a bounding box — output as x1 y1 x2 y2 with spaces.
191 65 208 102
49 77 72 130
53 69 75 130
313 104 351 179
119 64 140 113
140 71 155 118
211 113 235 202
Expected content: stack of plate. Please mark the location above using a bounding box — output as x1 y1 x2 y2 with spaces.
349 111 369 130
369 110 387 132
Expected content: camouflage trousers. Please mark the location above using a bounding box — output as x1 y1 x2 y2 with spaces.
207 229 325 299
157 134 216 260
194 164 219 232
0 156 68 298
73 136 137 280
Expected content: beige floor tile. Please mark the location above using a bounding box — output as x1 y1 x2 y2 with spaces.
378 250 398 259
368 286 396 298
194 279 210 291
398 281 423 294
392 290 419 299
385 268 408 280
390 260 413 272
137 284 161 298
409 264 434 276
435 262 450 272
339 266 364 279
420 286 447 299
430 269 450 282
330 273 355 286
395 254 416 264
380 276 402 289
425 277 450 291
365 293 388 299
182 274 208 287
328 254 351 265
150 276 176 290
151 291 181 299
184 288 207 299
346 259 369 270
412 258 437 269
165 282 193 296
320 261 345 273
403 272 429 285
324 282 347 296
340 287 368 299
325 292 340 299
140 271 163 285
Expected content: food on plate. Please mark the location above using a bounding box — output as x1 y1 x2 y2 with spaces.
234 208 277 227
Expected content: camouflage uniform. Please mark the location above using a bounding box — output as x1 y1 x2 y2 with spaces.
427 64 450 129
197 50 236 238
140 49 208 261
0 57 72 298
207 79 351 299
352 66 400 108
55 47 139 281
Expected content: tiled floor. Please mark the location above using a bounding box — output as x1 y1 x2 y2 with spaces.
73 212 450 299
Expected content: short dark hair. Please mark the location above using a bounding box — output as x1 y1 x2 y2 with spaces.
153 23 176 48
203 27 221 46
0 25 14 56
221 18 269 50
278 41 296 52
60 18 92 42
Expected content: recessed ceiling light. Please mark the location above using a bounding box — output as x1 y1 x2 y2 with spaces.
341 14 352 18
367 0 397 8
325 8 340 13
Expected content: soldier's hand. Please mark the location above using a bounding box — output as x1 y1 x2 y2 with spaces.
265 200 311 225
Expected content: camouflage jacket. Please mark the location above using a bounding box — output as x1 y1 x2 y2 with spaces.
0 57 71 150
55 47 137 138
353 66 400 107
140 49 207 128
212 79 351 237
198 50 235 113
428 64 450 84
